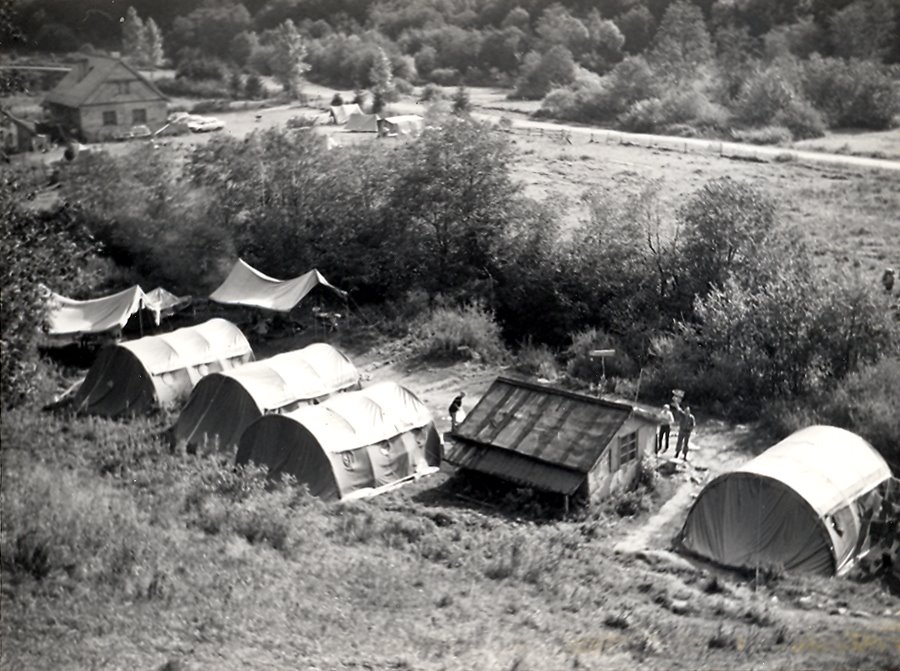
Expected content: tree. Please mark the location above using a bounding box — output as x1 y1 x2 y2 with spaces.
615 6 656 55
452 85 471 114
369 46 395 102
648 0 713 82
143 18 164 69
829 0 896 61
674 177 778 307
244 73 264 99
582 10 625 72
387 116 520 295
270 19 309 99
0 184 103 407
122 6 147 64
536 4 591 58
230 30 260 68
512 45 576 99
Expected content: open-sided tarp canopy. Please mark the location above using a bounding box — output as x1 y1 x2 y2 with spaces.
680 425 892 576
345 113 379 132
72 318 253 417
236 382 441 500
44 285 144 337
172 343 361 452
329 103 363 124
142 287 191 325
209 259 345 312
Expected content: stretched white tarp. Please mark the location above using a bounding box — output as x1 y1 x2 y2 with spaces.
44 285 144 337
143 287 191 325
680 426 892 576
209 259 345 312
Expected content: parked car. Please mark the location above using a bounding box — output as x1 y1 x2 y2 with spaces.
125 124 152 139
188 117 225 133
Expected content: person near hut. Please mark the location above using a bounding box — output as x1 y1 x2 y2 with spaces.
675 406 695 460
449 392 466 431
657 404 675 454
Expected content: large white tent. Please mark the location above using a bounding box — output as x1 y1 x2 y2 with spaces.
72 318 253 417
172 343 361 452
680 426 892 576
236 382 441 501
209 259 345 312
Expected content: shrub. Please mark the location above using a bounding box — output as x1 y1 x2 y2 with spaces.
731 126 793 145
415 301 508 364
774 98 826 139
429 67 461 86
418 83 444 102
514 339 560 380
0 463 164 595
566 328 638 383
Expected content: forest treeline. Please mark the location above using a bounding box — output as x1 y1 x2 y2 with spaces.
5 0 899 137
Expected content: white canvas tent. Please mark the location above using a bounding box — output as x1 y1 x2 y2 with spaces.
142 287 191 325
236 382 441 501
72 318 253 417
43 285 144 338
380 115 424 137
209 259 346 312
680 426 892 576
345 113 379 132
172 343 361 452
329 103 363 124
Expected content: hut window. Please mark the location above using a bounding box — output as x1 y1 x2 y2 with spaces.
132 108 147 124
619 431 638 464
102 110 117 126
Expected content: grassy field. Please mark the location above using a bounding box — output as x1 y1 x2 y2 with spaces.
3 85 900 670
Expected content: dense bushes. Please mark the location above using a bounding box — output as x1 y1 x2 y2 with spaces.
0 183 106 408
415 302 508 364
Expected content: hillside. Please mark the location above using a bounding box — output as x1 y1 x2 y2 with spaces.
2 324 899 670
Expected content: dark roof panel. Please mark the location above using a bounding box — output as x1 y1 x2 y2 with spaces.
453 377 632 473
445 440 587 495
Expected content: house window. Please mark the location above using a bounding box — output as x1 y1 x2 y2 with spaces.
619 431 639 465
132 108 147 124
116 81 131 95
102 111 117 126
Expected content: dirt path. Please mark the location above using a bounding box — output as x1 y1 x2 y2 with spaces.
614 419 770 554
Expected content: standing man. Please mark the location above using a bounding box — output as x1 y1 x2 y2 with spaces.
657 404 675 454
449 391 466 431
675 406 695 460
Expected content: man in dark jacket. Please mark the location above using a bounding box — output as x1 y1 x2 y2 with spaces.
449 392 465 431
675 406 695 460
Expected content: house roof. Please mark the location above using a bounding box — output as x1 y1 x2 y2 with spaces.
44 54 167 109
445 377 635 478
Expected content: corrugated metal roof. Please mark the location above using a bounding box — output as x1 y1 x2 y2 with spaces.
44 55 166 108
451 377 633 473
445 440 586 495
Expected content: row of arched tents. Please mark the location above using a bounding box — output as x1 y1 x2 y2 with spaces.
52 313 895 575
64 318 440 501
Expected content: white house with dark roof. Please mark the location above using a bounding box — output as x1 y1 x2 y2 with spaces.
43 54 167 142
